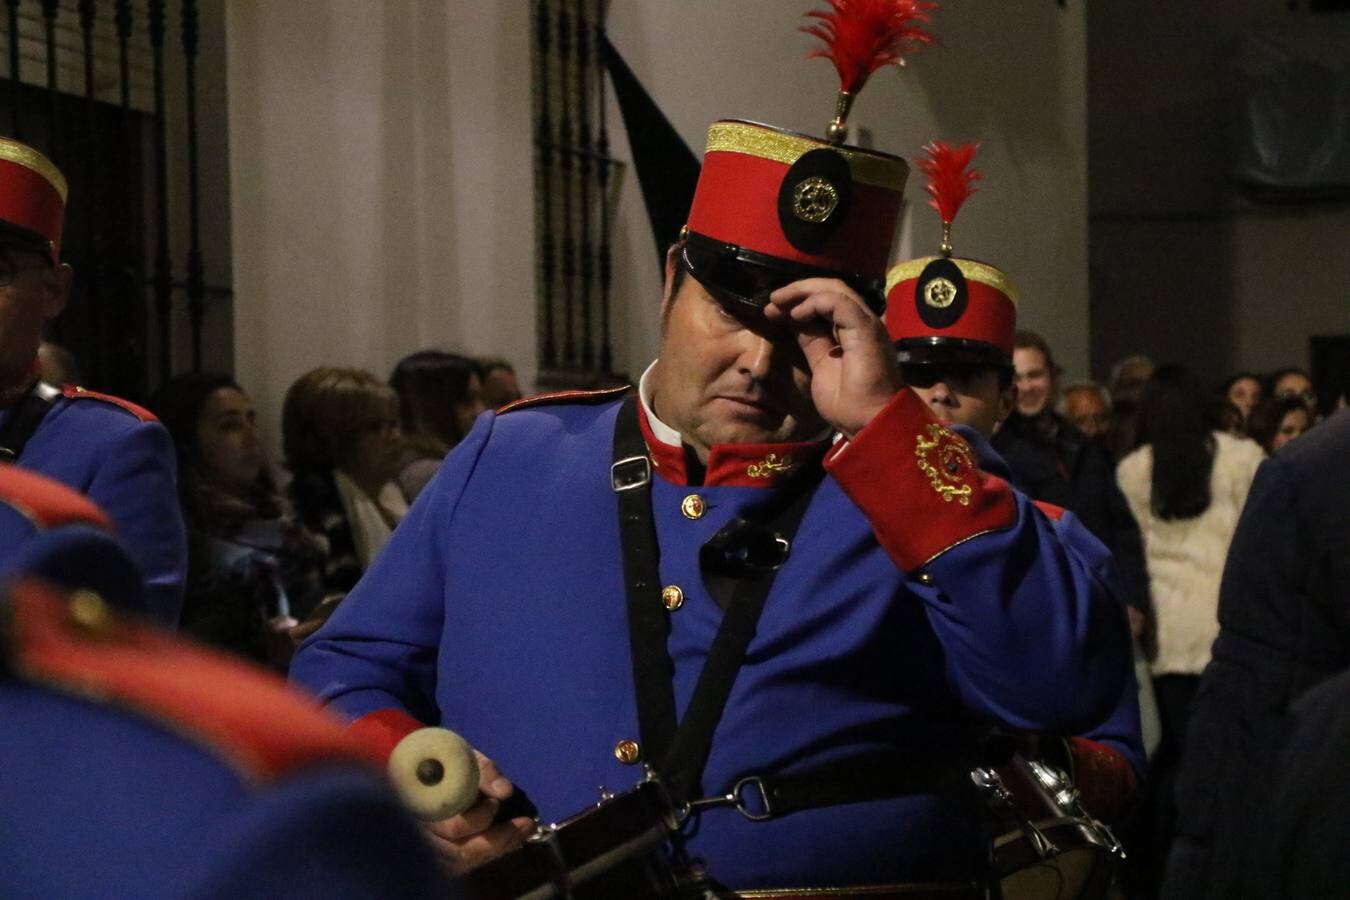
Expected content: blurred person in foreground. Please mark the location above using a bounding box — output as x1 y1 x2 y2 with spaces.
1162 407 1350 900
290 17 1130 892
0 464 448 899
0 136 184 625
389 351 486 503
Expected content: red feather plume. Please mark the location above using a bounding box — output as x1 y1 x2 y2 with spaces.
803 0 939 95
918 140 982 224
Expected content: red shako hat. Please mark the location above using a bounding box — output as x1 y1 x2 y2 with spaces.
885 140 1018 367
0 137 67 260
682 0 937 314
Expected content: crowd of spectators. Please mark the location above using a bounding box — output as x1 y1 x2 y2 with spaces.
144 353 522 670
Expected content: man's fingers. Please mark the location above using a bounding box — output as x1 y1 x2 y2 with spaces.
474 750 514 799
433 796 501 840
424 819 532 875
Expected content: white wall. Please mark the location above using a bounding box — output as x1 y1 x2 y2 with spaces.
227 1 1090 455
227 1 536 457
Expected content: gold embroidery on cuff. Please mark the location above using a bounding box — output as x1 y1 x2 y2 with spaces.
915 424 974 506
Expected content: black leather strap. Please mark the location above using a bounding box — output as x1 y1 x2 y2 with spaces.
612 396 823 803
0 381 58 463
612 397 679 766
660 471 820 801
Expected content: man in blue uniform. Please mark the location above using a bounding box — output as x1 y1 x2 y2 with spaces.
0 464 451 899
293 124 1130 898
0 137 185 624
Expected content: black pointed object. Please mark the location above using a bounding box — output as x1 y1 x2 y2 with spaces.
598 33 700 275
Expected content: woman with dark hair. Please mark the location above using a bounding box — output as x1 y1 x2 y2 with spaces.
1246 395 1312 454
1114 364 1264 890
1220 371 1263 430
283 367 408 592
150 373 325 667
388 350 485 502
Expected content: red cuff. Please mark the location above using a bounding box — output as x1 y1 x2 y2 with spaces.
824 389 1017 570
346 708 426 764
1068 736 1138 821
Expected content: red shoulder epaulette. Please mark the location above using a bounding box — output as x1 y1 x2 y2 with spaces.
1032 499 1067 522
61 385 158 423
6 579 383 782
498 384 631 415
0 465 113 532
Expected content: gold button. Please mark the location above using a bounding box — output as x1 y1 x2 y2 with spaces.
917 572 935 586
661 585 685 611
681 494 705 519
614 739 642 765
67 590 114 635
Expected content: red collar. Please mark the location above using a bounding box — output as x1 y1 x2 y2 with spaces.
636 402 827 488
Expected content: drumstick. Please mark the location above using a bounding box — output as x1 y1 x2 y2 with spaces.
387 727 482 821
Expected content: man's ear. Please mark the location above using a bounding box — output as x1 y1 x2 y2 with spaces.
659 244 680 326
40 263 73 319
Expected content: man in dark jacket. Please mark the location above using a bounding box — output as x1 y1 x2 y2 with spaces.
992 330 1150 626
1161 409 1350 900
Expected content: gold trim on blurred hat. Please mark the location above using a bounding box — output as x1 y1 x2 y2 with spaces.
0 138 68 203
886 256 1020 307
706 121 908 192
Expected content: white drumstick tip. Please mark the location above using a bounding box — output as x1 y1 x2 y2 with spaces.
388 727 480 821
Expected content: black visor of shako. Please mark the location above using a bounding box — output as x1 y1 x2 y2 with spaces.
681 231 885 316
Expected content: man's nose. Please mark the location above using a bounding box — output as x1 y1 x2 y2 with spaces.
737 330 777 380
929 380 956 405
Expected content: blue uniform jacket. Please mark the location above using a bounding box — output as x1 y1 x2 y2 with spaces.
291 389 1131 889
1 388 186 624
963 427 1145 787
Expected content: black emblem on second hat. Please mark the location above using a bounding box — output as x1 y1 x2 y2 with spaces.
914 257 968 330
778 148 852 253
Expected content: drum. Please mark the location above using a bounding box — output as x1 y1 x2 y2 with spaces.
974 757 1123 900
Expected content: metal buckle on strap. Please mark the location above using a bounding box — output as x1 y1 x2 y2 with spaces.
684 775 776 822
611 455 651 492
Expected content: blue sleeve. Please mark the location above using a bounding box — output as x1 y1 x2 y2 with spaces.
289 413 496 724
914 497 1135 737
1049 510 1146 778
824 392 1133 737
86 420 186 627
